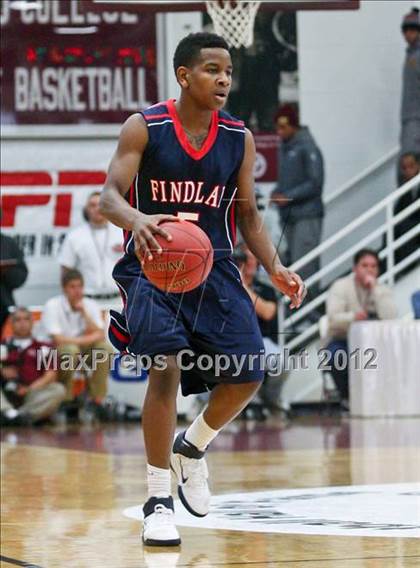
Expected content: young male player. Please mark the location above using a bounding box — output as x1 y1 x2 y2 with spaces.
100 33 306 546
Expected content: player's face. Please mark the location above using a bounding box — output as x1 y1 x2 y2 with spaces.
64 279 84 303
86 194 107 225
403 28 419 46
400 155 419 181
353 254 379 284
276 120 296 142
187 48 233 109
11 311 33 338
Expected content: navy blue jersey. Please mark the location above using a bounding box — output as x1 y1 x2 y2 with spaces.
123 99 245 261
109 100 265 387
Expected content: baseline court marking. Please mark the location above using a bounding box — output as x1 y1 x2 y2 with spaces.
0 556 44 568
124 483 420 538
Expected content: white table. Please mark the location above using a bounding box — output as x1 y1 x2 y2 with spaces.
348 320 420 417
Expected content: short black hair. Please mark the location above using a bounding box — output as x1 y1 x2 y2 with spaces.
353 248 380 266
11 307 31 320
173 32 229 75
87 191 101 201
62 269 84 288
400 152 420 164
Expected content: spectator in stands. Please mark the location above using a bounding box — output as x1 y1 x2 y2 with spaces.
326 249 397 404
40 269 110 418
271 105 324 298
0 232 28 333
394 152 420 268
0 307 65 426
400 8 420 158
412 291 420 318
235 245 285 417
59 192 123 308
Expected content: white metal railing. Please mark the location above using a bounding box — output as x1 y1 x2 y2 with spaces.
325 147 399 205
276 173 420 350
282 248 420 352
287 174 420 276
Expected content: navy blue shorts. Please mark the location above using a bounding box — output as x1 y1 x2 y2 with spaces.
109 255 265 395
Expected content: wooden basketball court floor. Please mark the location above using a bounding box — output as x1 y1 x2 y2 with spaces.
1 415 419 568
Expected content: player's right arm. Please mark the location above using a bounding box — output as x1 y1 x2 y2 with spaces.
100 114 177 261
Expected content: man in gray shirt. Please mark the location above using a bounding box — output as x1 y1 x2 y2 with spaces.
400 8 420 157
271 104 324 298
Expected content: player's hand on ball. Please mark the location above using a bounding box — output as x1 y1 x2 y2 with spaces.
270 267 306 309
133 213 179 263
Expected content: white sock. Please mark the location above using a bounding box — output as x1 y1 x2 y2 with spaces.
147 464 171 499
185 413 220 451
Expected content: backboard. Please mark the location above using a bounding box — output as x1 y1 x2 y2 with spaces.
91 1 360 12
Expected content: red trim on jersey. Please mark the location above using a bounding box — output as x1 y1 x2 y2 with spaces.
230 201 236 245
110 323 130 343
145 113 171 121
123 182 135 247
167 99 218 161
0 172 52 185
59 171 106 185
219 118 244 128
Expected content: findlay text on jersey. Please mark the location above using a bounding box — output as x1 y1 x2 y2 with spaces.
150 180 225 209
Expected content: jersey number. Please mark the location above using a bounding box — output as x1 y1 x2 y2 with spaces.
176 212 200 222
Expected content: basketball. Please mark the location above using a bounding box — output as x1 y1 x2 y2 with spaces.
142 221 214 293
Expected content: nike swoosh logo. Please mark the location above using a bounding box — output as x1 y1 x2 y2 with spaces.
181 439 194 450
180 463 188 484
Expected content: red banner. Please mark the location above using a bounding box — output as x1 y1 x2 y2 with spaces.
254 134 279 182
0 0 157 125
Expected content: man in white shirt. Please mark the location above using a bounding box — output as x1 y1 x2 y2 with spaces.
59 192 123 308
41 269 111 416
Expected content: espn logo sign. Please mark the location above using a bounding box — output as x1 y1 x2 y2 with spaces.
0 171 106 227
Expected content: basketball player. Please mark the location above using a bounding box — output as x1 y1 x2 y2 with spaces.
100 33 306 546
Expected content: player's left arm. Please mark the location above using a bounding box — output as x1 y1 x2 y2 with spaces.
236 129 306 308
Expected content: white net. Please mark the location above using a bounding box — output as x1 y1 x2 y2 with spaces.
205 1 262 49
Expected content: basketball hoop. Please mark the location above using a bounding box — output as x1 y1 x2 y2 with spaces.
205 1 262 49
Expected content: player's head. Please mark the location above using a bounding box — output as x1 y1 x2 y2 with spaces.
400 152 420 182
173 32 232 109
353 249 380 284
11 307 33 338
84 192 107 226
61 269 84 303
401 7 420 46
275 105 299 141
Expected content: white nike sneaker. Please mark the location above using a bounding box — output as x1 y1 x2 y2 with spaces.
142 496 181 547
170 431 211 517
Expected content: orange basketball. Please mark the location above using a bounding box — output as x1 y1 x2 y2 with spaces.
142 221 214 293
